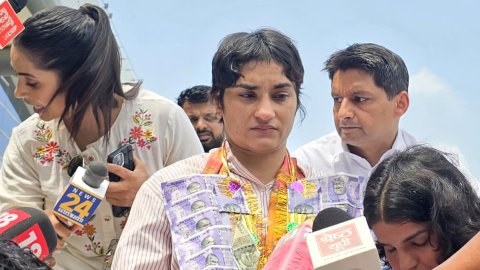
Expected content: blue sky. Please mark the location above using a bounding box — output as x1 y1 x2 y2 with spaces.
106 0 479 177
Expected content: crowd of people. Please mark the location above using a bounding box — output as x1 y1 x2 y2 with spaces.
0 3 478 270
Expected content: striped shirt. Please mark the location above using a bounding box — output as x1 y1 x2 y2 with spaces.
112 148 322 269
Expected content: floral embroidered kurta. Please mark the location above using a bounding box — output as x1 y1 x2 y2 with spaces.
0 89 204 270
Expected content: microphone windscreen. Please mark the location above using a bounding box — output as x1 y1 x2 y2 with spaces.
0 207 57 256
83 161 108 188
8 0 27 13
312 207 352 232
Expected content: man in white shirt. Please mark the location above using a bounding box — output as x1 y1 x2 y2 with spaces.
295 43 414 179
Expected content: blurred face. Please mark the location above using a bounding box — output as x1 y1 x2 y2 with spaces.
373 221 442 270
10 44 64 121
331 69 408 155
182 101 224 152
219 61 297 156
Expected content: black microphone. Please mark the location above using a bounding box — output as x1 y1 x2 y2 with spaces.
8 0 27 13
0 207 57 260
312 207 352 232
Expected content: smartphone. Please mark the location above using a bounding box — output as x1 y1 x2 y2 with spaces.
107 144 135 182
107 144 135 217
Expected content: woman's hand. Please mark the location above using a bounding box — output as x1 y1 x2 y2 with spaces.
106 156 149 207
44 209 81 249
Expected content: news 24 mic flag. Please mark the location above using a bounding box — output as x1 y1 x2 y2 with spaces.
306 216 381 270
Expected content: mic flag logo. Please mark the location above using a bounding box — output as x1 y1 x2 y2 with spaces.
53 182 102 226
0 209 50 260
315 222 362 256
0 0 24 49
53 166 108 226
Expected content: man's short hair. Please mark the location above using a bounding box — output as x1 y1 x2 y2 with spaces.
177 85 212 107
324 43 409 99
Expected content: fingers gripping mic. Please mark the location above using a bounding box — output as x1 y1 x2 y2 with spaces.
0 207 57 260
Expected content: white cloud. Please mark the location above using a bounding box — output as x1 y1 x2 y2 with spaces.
409 67 465 112
410 67 452 96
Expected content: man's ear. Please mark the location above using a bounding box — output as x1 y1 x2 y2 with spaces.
394 90 409 117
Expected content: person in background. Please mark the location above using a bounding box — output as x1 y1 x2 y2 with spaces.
295 43 413 180
0 4 202 269
363 145 480 270
112 28 324 269
177 85 225 152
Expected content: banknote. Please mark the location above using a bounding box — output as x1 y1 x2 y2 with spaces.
203 267 238 270
161 174 226 205
176 226 233 259
232 216 259 269
168 190 218 224
181 246 238 270
288 174 365 215
211 182 250 214
172 208 229 241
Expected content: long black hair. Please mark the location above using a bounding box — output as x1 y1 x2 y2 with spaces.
14 4 140 142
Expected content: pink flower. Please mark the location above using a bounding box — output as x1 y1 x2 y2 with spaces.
44 153 54 162
137 138 146 148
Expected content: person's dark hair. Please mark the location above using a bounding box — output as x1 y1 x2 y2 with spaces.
13 4 140 142
177 85 212 107
211 28 305 120
0 240 51 270
324 43 409 100
363 145 480 265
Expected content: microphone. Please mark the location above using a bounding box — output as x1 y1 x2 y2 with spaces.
312 207 352 231
263 221 314 270
306 207 381 270
53 161 109 226
264 207 353 270
0 0 26 49
0 207 57 260
8 0 27 13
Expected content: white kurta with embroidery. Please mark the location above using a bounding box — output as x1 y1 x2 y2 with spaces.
0 89 204 270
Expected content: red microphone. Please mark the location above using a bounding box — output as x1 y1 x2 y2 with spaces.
0 207 57 260
263 221 314 270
